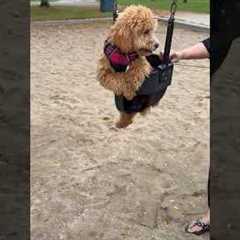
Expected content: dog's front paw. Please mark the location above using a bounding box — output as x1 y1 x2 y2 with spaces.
143 61 152 76
113 88 123 96
121 82 136 100
123 91 136 100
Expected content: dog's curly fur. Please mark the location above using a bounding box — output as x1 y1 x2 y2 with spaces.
97 5 159 100
97 5 160 128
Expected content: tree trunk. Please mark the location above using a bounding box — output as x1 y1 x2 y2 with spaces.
40 0 50 7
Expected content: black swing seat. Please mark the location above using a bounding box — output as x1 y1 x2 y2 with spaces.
115 54 174 113
137 54 174 95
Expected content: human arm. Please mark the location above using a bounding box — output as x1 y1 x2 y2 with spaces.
170 39 210 62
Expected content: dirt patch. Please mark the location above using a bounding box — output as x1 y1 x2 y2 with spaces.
31 21 209 240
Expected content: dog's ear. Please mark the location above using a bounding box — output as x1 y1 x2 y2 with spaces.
110 23 133 53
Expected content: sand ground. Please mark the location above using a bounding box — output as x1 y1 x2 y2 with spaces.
31 21 209 240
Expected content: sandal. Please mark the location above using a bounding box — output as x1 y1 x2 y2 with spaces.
185 219 210 235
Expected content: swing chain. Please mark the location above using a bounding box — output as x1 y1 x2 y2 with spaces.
113 0 185 22
113 0 118 23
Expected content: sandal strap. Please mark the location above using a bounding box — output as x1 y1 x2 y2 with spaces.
195 219 210 230
185 219 210 235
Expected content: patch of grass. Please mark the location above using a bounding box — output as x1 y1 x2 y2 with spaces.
31 6 112 21
118 0 209 13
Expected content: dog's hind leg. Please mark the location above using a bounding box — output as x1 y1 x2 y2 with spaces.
115 112 136 128
140 107 151 116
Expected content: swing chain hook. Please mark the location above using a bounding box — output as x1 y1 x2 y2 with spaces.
170 0 187 17
170 0 177 17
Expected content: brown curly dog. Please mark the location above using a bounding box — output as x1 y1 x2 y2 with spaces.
97 5 160 128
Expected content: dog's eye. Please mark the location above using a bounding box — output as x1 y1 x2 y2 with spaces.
144 30 150 35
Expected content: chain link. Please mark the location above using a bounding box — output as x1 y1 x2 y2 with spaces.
113 0 118 22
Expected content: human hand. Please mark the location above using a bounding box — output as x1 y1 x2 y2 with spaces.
169 51 184 63
159 51 183 63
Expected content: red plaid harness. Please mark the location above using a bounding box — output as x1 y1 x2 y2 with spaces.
104 40 139 72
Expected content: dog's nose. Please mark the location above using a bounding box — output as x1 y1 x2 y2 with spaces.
154 43 159 49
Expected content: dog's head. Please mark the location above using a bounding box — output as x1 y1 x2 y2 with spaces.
109 5 159 55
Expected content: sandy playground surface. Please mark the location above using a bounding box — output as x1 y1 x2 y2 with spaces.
31 21 209 240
